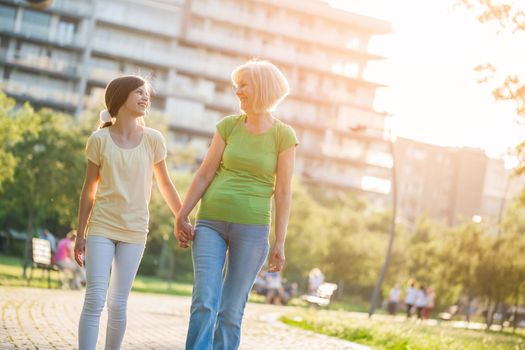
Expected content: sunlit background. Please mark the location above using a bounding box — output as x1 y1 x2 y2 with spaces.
1 2 525 345
331 0 525 157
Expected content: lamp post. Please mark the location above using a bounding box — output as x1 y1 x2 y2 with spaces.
349 123 398 317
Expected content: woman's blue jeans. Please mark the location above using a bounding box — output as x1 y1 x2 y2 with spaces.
185 219 270 350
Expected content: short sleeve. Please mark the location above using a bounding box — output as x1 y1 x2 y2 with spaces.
85 134 100 166
278 124 299 153
216 115 236 142
153 131 167 164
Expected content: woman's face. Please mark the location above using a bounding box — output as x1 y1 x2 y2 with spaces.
233 71 254 113
123 84 150 117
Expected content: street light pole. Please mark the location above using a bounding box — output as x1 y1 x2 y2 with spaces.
367 129 398 318
349 123 398 317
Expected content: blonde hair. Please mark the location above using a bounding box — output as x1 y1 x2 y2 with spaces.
231 59 289 113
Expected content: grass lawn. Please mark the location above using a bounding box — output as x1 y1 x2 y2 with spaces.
281 309 525 350
0 253 194 296
0 254 267 303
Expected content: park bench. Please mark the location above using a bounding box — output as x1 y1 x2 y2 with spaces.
27 238 61 288
301 282 338 307
438 305 459 321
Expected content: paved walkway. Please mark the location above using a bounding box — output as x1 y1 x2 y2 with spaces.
0 287 370 350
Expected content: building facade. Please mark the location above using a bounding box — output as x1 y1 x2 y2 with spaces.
0 0 392 203
395 137 523 228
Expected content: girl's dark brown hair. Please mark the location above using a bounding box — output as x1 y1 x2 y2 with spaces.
99 75 148 129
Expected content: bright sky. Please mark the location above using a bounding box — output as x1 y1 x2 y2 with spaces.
328 0 525 157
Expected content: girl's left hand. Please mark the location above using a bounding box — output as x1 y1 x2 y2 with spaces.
268 243 285 272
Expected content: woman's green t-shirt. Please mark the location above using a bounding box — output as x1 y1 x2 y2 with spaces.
197 114 299 225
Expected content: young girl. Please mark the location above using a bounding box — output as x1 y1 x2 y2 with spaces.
74 75 184 350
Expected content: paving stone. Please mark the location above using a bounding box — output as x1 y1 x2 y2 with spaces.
0 287 369 350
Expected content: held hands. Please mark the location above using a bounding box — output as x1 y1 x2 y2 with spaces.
74 236 86 267
174 215 194 249
268 242 285 272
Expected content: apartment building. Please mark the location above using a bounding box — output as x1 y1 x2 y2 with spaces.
395 137 523 228
0 0 392 204
481 157 525 227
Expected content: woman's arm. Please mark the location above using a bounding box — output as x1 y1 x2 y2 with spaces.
268 146 296 272
74 160 100 266
175 132 225 241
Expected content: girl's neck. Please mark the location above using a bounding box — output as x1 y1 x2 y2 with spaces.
112 114 141 135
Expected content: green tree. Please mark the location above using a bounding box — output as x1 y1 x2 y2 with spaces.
278 180 329 286
0 93 40 192
439 223 486 321
406 216 443 286
0 108 86 276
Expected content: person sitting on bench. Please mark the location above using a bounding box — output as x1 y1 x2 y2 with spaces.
54 230 86 289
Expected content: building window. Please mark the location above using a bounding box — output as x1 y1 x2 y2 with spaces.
3 66 11 80
21 9 50 39
57 18 78 45
0 5 16 31
0 35 9 50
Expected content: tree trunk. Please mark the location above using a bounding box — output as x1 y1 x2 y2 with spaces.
157 236 170 278
496 300 504 332
167 252 175 291
336 279 344 299
512 288 519 333
485 299 493 329
465 296 472 323
22 208 35 279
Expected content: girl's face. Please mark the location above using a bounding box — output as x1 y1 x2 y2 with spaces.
233 71 254 113
123 84 150 117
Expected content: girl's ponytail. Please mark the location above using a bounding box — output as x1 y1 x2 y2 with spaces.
98 109 113 129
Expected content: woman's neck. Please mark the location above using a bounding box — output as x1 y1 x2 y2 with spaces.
245 111 272 125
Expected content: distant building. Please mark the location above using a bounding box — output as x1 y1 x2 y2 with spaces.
395 137 524 228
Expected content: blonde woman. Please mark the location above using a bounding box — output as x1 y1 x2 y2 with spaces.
176 59 298 350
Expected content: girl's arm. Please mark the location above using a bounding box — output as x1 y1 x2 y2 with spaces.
153 160 186 246
268 146 296 272
74 160 100 266
153 159 183 215
175 132 225 242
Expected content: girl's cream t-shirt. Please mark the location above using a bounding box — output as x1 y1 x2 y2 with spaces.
85 127 167 244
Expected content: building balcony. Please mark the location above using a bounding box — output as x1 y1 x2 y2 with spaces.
18 23 51 41
191 1 381 61
91 37 173 68
168 109 219 135
184 27 384 88
0 26 85 50
1 51 79 79
2 80 78 111
95 2 181 38
50 0 93 17
88 66 119 85
255 0 391 36
301 169 363 191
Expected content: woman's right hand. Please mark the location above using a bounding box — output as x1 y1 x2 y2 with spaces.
175 215 193 249
74 236 86 267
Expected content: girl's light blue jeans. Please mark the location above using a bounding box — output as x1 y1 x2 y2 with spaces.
185 219 270 350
